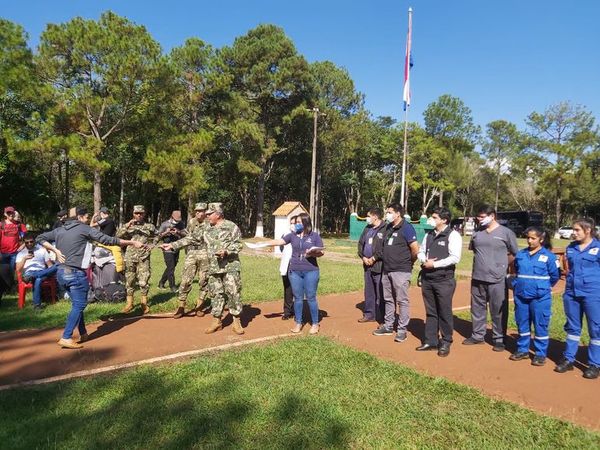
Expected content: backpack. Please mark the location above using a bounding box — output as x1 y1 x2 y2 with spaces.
93 282 126 303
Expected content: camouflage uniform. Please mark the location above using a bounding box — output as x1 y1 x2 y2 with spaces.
170 204 210 307
204 209 243 318
117 215 157 296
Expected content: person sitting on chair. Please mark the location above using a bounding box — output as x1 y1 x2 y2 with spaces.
16 232 58 310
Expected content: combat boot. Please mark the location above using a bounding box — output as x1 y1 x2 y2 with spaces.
122 295 134 313
205 316 222 334
173 302 185 319
195 299 206 317
232 316 245 335
140 295 150 315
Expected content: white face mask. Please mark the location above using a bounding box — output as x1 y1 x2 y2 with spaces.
366 217 373 225
479 216 493 227
385 212 395 223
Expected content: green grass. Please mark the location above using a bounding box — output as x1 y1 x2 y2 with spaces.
0 251 363 332
455 294 590 345
0 338 597 449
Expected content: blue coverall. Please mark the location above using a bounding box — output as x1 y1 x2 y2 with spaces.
513 247 560 356
563 238 600 367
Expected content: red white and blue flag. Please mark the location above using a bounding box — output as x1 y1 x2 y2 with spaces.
402 8 413 111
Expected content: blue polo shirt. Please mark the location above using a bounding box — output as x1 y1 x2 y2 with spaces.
282 231 324 272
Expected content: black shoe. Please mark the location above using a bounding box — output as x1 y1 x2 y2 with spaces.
509 351 529 361
158 284 166 290
416 343 438 351
438 343 451 357
372 326 394 336
554 358 574 373
281 315 291 321
394 331 407 343
583 365 600 379
462 337 484 345
493 343 505 352
531 356 546 366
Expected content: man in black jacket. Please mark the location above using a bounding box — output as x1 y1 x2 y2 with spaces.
37 206 144 349
357 207 386 323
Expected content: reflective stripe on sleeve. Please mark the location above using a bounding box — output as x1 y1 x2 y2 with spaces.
534 336 549 340
566 334 581 341
519 332 531 336
590 339 600 346
516 275 551 280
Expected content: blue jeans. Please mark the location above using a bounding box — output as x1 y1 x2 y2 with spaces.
288 270 320 325
24 265 58 306
1 252 18 271
57 266 89 339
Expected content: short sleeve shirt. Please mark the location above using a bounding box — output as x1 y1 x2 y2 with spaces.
470 225 518 283
282 231 324 272
16 245 50 272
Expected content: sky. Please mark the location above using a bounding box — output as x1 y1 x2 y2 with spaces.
3 0 599 130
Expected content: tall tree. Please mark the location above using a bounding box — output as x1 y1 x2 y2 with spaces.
220 24 311 236
481 120 523 210
35 11 162 211
526 101 598 229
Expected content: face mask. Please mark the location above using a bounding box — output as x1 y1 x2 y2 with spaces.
479 216 493 228
294 223 304 234
385 213 395 223
366 217 373 225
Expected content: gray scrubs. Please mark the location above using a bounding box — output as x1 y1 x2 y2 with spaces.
469 225 518 343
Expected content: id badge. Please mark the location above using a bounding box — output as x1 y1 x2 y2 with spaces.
388 238 394 245
368 237 373 245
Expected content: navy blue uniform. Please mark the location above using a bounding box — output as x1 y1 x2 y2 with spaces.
563 238 600 366
512 247 560 356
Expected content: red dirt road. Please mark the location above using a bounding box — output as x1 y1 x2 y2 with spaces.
1 280 599 430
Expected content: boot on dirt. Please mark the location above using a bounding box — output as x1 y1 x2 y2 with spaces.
122 295 134 313
194 299 207 317
205 316 223 334
173 302 185 319
140 295 150 315
232 316 245 335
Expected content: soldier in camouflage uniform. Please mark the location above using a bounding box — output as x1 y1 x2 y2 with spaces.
116 205 157 314
204 202 244 335
163 202 210 319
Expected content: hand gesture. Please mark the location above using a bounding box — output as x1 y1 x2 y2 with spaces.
422 258 437 269
54 249 66 264
127 219 136 228
160 243 173 252
132 240 146 249
215 249 227 258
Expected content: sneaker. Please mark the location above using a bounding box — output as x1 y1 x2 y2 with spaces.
57 338 83 349
531 356 546 366
394 331 407 343
462 337 485 345
492 343 506 352
372 325 394 336
509 351 529 361
554 358 574 373
309 324 320 335
290 323 303 333
583 365 600 379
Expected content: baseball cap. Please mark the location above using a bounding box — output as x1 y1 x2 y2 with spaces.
99 206 109 213
4 206 15 213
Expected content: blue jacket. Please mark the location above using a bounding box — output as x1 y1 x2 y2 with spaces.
513 247 560 299
565 238 600 297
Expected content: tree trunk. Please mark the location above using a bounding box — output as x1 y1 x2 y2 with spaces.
93 169 102 212
187 193 194 222
64 149 70 210
119 172 125 227
438 190 444 207
254 163 266 237
494 164 501 211
555 182 562 231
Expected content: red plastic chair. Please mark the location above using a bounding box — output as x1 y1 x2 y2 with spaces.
17 271 57 309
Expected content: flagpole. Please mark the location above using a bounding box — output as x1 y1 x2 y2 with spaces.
400 7 412 210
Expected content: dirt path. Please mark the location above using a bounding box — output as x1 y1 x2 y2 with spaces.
1 280 599 430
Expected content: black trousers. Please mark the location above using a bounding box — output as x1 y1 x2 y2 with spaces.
421 277 456 345
160 251 180 288
282 274 294 317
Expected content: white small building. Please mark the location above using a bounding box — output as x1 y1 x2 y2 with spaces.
272 201 309 254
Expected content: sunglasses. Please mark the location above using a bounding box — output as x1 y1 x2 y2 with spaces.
133 212 144 215
24 240 35 244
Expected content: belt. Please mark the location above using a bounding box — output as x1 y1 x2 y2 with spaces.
516 275 550 280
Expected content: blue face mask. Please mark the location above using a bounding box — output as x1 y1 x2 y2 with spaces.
294 223 304 234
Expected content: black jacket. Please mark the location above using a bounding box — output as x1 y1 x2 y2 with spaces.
37 219 120 269
357 222 386 274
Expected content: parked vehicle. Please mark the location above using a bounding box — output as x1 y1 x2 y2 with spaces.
496 210 544 237
558 226 574 240
450 217 476 236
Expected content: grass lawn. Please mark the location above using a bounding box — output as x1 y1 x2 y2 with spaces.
455 294 590 345
0 337 597 449
0 251 363 332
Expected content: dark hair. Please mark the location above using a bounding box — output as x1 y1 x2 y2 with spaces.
289 214 298 224
477 205 496 217
367 207 383 219
23 232 36 241
297 213 313 235
432 207 451 224
76 206 88 217
386 203 405 215
525 226 552 249
573 217 598 239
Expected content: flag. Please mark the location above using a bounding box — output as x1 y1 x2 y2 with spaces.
402 8 413 111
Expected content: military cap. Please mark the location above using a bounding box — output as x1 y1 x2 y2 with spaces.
133 205 145 213
206 202 223 215
194 202 208 211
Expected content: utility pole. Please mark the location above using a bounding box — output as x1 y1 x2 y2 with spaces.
308 107 325 230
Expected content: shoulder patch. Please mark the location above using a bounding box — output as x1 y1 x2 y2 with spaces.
538 254 548 263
